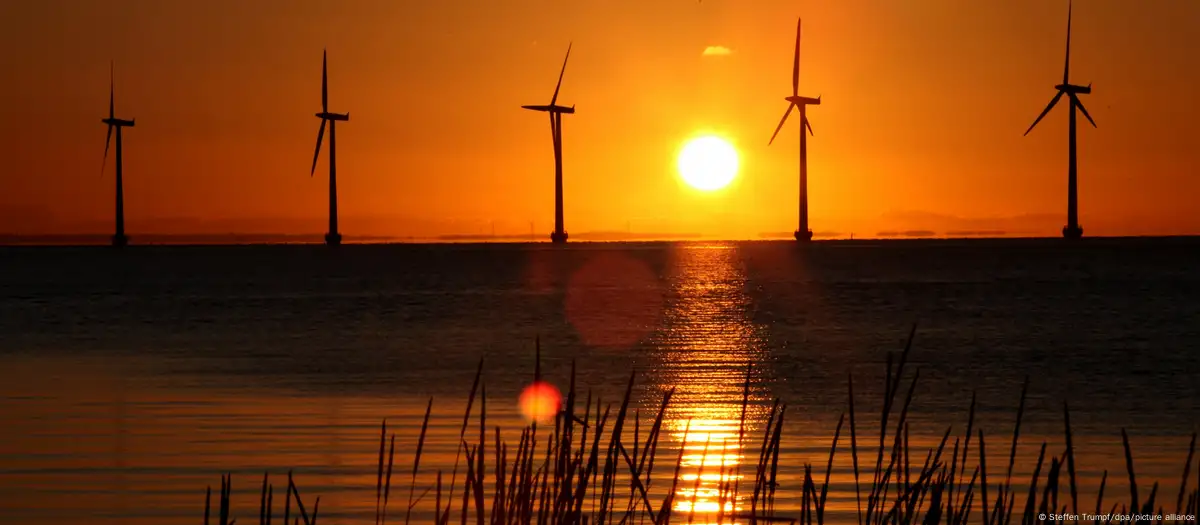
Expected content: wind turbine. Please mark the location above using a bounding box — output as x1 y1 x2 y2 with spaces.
1024 0 1096 240
768 18 822 242
310 49 350 247
101 62 136 248
522 44 575 244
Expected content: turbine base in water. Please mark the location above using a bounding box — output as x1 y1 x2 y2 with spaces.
324 232 342 246
111 234 128 248
1062 225 1083 239
794 229 813 242
550 231 568 244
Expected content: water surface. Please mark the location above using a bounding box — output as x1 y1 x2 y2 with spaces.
1 239 1198 524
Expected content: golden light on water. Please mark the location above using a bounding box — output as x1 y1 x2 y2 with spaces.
518 381 562 423
671 415 751 521
652 243 771 525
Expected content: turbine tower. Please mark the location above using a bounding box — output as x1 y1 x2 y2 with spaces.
522 44 575 244
768 18 822 242
310 49 350 247
101 62 136 248
1024 0 1096 240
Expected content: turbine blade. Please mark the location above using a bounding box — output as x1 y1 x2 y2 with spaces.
1024 91 1063 136
1073 95 1097 128
310 119 326 176
109 61 115 120
321 49 329 113
805 117 814 136
768 103 795 145
792 18 802 97
102 125 113 177
1063 0 1072 85
551 42 572 106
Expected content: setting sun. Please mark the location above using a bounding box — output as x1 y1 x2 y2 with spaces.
678 136 739 191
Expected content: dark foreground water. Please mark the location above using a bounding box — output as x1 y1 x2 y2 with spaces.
1 239 1198 524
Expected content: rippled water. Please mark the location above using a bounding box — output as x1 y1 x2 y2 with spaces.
1 239 1198 524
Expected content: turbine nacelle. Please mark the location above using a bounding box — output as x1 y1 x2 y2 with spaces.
786 95 822 106
315 112 350 121
1055 83 1091 95
102 117 135 127
769 18 819 146
1025 1 1097 136
521 104 576 114
522 44 575 115
309 50 349 180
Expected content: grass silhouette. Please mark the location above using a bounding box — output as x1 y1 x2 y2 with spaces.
202 329 1199 525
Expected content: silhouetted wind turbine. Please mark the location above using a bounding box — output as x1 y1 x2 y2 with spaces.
768 18 821 242
522 44 575 244
101 62 136 248
1024 0 1096 240
310 49 350 247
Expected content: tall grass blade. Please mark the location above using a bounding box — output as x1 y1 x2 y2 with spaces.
957 392 976 517
1176 433 1195 516
447 359 485 525
732 363 753 524
1122 429 1138 516
1019 443 1046 525
382 434 397 524
284 471 292 525
378 420 387 525
1005 378 1029 490
978 430 989 525
261 472 269 525
767 404 787 515
288 472 311 525
818 413 844 525
659 418 692 525
849 373 863 525
1063 402 1079 517
1093 470 1107 525
600 371 637 525
687 432 712 525
406 398 434 525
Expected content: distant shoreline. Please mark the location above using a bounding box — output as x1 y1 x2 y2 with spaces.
3 233 1199 247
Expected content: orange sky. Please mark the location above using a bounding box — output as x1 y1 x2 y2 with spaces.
1 0 1198 239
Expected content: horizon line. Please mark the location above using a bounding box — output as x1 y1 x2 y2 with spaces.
4 232 1199 247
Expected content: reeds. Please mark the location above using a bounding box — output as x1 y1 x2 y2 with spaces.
203 331 1199 525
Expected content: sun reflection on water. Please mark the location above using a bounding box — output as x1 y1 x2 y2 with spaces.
649 243 772 525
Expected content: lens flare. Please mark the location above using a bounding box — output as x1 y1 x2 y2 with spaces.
564 252 663 349
518 381 562 423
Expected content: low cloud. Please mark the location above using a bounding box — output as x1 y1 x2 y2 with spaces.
702 45 733 56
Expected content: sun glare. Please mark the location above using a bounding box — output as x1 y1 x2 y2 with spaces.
677 136 739 191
